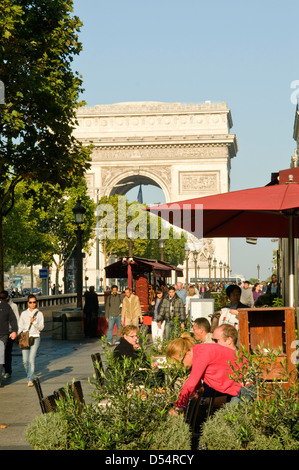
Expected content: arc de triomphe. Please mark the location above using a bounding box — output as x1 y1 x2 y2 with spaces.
73 101 238 288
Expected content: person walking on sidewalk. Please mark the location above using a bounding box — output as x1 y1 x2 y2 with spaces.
105 285 123 345
156 286 185 340
83 286 99 337
121 287 143 328
18 295 44 387
0 290 19 379
148 288 165 347
0 295 18 387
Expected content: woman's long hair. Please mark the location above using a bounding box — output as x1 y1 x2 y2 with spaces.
166 333 194 360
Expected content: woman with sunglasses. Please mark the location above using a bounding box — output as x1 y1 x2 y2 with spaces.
18 294 44 387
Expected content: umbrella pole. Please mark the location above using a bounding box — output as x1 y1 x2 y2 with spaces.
288 214 295 307
127 263 132 291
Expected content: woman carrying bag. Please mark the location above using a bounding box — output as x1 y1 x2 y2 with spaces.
18 295 44 387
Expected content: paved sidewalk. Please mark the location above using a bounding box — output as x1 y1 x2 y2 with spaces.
0 335 103 450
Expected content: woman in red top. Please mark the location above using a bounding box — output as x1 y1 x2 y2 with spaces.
166 333 246 413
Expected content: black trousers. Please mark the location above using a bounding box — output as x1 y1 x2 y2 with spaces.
4 337 14 374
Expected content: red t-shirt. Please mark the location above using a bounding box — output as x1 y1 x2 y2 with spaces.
174 343 242 410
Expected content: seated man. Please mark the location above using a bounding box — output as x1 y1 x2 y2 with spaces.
166 333 250 414
192 317 213 343
212 324 238 350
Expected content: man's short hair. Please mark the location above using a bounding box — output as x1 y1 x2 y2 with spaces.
111 285 118 290
0 290 9 300
193 317 211 333
218 324 238 346
168 286 176 292
226 284 241 298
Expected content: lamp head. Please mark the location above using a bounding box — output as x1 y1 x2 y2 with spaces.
73 199 86 225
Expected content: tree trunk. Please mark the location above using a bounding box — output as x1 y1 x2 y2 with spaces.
0 215 3 291
56 265 60 293
30 264 34 292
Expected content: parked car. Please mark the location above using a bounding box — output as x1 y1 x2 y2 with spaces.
22 288 31 297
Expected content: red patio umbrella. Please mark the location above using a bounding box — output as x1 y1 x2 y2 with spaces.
148 167 299 307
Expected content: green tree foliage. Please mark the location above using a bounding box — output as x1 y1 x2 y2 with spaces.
3 179 96 285
0 0 92 288
98 194 186 266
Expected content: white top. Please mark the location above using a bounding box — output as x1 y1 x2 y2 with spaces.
18 308 44 337
185 294 200 315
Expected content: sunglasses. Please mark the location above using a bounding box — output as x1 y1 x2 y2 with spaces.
28 301 37 304
212 338 218 343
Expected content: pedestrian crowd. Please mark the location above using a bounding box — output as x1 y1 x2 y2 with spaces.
103 274 282 348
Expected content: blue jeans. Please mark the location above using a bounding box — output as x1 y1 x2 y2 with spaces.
165 320 175 341
229 385 256 405
21 336 40 382
107 315 122 343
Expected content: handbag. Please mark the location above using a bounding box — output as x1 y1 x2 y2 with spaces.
18 310 38 349
18 331 30 349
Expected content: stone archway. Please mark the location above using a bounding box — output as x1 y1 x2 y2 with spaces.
102 170 169 202
73 101 238 288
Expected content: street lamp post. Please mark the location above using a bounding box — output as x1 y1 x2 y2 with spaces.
226 264 230 281
257 264 260 281
223 262 227 283
159 238 165 261
213 257 217 287
208 255 212 283
123 224 135 290
219 261 223 283
73 199 86 309
184 243 190 288
193 250 199 287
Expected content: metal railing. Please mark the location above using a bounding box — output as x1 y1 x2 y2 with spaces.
13 294 78 312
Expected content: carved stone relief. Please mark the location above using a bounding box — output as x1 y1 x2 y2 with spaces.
100 166 172 190
179 172 219 194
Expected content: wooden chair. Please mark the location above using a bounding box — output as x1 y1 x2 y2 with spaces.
41 394 57 413
53 387 67 401
71 380 85 412
184 387 219 448
184 389 207 436
91 353 104 385
33 378 46 414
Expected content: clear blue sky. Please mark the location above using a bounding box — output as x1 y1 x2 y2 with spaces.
72 0 299 281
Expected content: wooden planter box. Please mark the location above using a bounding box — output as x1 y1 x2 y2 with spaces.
238 307 297 385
